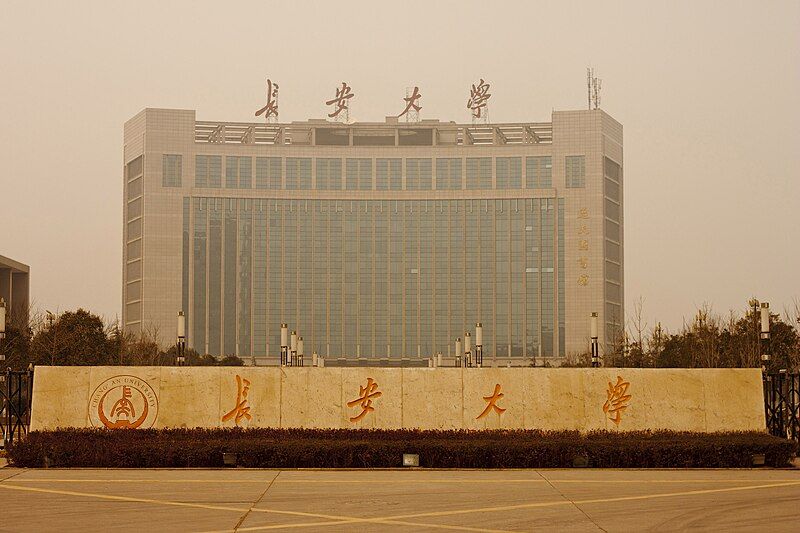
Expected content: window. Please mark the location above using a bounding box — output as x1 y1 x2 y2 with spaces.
162 154 182 187
376 158 401 190
127 177 142 200
286 158 312 189
526 156 551 188
127 156 143 180
605 177 619 202
195 155 222 188
406 158 432 189
127 239 142 260
436 158 462 190
496 157 522 188
256 157 281 189
605 198 620 223
127 197 142 220
226 156 252 189
466 157 492 189
604 156 621 181
316 158 342 190
565 155 586 188
346 158 372 190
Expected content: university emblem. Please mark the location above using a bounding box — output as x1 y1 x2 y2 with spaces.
89 375 158 429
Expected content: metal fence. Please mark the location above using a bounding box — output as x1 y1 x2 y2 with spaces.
1 369 33 447
764 372 800 441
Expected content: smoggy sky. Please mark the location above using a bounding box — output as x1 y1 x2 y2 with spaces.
1 1 798 333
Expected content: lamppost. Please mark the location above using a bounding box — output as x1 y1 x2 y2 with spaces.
590 312 600 368
280 323 288 367
464 332 472 368
760 302 771 372
290 330 298 367
455 337 462 368
297 336 304 367
475 323 483 368
176 311 186 366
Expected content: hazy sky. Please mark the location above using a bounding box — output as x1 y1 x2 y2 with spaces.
1 1 798 332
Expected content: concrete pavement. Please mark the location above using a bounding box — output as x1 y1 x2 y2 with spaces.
0 468 799 532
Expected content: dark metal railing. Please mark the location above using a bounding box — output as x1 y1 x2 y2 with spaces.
1 369 34 446
764 372 800 441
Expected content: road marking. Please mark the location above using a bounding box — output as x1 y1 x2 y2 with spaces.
3 475 800 532
378 480 800 522
198 480 800 532
7 477 800 484
0 482 510 533
223 521 512 533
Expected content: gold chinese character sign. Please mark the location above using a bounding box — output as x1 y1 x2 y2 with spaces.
222 375 252 426
347 377 382 422
477 384 506 419
602 376 631 426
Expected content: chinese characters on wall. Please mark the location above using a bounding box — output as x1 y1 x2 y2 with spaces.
577 207 590 287
602 375 631 425
222 375 252 426
211 373 632 427
347 377 382 422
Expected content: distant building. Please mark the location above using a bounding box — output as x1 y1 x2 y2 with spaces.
123 108 623 365
0 255 30 322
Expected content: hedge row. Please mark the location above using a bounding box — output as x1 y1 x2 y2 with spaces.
9 428 796 468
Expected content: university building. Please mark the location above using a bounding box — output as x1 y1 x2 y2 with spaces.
123 108 623 365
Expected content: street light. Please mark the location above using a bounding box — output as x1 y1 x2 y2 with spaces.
475 323 483 367
280 323 289 366
176 311 186 366
297 336 304 367
760 302 771 369
455 338 462 368
590 312 600 368
290 330 298 367
464 332 472 368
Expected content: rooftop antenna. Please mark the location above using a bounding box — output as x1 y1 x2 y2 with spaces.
587 67 602 110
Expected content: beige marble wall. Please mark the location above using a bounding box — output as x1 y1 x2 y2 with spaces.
29 367 766 432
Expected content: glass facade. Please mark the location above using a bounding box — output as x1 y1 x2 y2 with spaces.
184 197 564 360
466 157 492 189
376 158 402 190
526 156 552 188
256 157 281 189
604 156 623 337
496 157 522 189
225 156 252 189
195 155 222 188
162 154 182 187
565 155 586 188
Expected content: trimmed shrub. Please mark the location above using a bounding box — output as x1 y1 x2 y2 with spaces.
8 428 796 468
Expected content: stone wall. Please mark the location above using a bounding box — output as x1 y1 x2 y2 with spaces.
29 366 766 432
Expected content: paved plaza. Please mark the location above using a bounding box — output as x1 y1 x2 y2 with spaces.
1 467 799 532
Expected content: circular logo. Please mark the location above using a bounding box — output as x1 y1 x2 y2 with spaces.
89 375 158 429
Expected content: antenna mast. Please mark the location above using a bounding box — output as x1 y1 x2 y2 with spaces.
586 67 602 110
